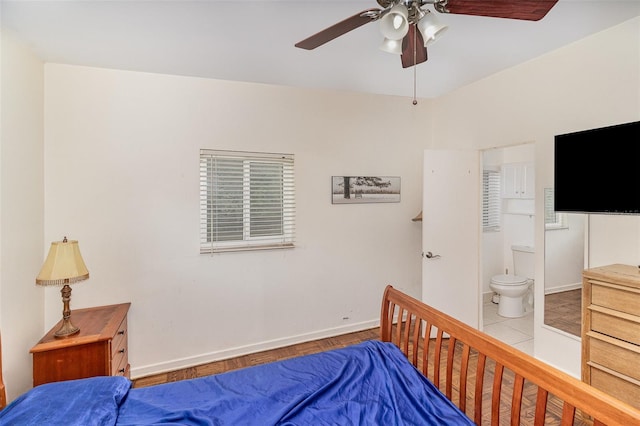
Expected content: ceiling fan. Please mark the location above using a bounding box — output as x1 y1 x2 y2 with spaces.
295 0 559 69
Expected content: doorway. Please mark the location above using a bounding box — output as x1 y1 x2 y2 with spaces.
481 143 536 355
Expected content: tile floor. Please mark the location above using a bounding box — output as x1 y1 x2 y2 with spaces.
482 300 534 356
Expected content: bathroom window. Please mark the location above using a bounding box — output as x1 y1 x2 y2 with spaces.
482 169 501 231
544 188 568 230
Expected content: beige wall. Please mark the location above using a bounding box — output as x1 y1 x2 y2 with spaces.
43 65 429 377
0 31 45 400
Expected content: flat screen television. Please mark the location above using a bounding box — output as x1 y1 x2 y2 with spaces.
554 120 640 214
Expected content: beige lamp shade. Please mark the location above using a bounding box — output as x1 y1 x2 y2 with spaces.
36 238 89 286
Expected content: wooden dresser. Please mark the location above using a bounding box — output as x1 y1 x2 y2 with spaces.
582 264 640 409
30 303 130 386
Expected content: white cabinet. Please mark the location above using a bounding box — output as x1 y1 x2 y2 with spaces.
501 162 534 199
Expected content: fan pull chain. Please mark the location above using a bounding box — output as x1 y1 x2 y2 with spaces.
413 64 417 105
412 25 418 106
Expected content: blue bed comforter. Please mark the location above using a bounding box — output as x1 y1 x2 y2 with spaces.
0 340 474 425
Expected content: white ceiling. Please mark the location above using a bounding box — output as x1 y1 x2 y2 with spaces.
2 0 640 99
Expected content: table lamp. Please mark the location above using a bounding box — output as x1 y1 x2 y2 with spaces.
36 237 89 338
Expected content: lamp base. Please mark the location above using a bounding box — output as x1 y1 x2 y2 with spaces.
54 284 80 338
54 318 80 338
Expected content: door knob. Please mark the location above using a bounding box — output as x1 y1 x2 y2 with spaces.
424 251 441 259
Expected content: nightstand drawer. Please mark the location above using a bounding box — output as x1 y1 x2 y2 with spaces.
111 316 129 377
112 349 129 377
111 316 127 359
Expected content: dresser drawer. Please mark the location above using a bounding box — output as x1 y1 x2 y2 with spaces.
591 281 640 316
590 307 640 346
589 335 640 381
589 365 640 410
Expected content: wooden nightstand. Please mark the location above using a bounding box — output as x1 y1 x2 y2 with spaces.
30 303 130 386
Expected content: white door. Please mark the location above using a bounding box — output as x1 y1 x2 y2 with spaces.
422 149 480 328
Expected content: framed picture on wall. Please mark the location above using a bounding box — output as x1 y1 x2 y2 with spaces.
331 176 401 204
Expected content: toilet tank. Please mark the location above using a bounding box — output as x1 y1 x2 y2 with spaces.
512 245 534 279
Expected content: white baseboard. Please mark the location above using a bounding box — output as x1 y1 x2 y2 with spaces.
131 319 379 379
544 282 582 295
482 291 495 304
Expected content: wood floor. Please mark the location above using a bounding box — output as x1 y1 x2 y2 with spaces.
544 288 581 337
133 328 380 388
133 327 590 425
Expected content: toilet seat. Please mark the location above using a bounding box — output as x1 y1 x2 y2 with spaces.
491 274 528 286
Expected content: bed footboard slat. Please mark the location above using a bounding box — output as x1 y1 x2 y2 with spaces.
395 307 405 351
561 404 577 426
474 352 487 425
404 311 416 356
411 317 421 366
491 363 505 426
421 322 432 378
381 298 393 342
534 388 548 426
433 330 444 388
459 344 470 412
445 336 457 399
511 374 525 426
401 309 411 355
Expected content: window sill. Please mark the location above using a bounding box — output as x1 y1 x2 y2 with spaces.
201 243 295 254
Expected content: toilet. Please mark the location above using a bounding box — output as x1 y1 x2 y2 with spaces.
490 245 534 318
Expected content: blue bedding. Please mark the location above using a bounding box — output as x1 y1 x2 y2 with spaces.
0 375 131 425
0 340 474 425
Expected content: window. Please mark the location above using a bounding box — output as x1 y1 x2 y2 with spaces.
544 188 567 230
482 169 501 231
200 150 295 253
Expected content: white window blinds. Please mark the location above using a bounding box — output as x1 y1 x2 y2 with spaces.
482 169 501 231
200 150 295 253
544 187 567 230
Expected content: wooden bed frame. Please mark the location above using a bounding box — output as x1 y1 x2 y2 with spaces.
381 285 640 426
0 332 5 409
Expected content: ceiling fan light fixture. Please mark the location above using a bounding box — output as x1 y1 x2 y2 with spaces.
379 37 403 54
417 9 448 46
379 4 409 40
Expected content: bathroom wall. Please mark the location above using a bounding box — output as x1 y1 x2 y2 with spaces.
482 144 535 298
544 213 585 293
481 149 504 299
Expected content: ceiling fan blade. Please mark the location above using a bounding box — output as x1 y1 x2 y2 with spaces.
295 8 381 50
441 0 559 21
401 25 428 68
